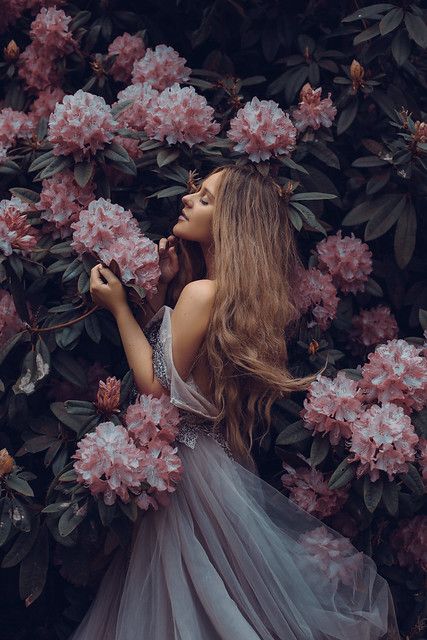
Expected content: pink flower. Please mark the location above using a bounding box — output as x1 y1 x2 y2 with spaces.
145 83 220 146
358 339 427 413
29 6 76 55
131 44 191 91
300 370 365 445
18 42 60 92
114 82 159 131
281 464 348 518
0 197 38 256
349 305 398 353
0 108 33 149
349 402 419 481
0 289 24 348
36 169 95 239
390 515 427 574
416 437 427 488
138 442 183 494
108 33 146 83
293 83 337 133
125 393 181 447
299 525 364 586
95 377 121 415
315 230 373 295
73 421 146 505
70 198 161 294
227 97 297 162
113 134 142 160
48 90 117 161
295 266 339 331
29 87 65 122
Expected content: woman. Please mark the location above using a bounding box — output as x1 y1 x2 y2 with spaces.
72 164 400 639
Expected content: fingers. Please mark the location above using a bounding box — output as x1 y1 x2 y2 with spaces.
98 264 118 283
90 264 104 286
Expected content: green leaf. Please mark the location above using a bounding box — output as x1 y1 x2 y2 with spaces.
288 208 303 231
291 202 327 236
0 498 12 547
275 420 312 445
5 475 34 497
336 99 358 136
342 4 395 22
1 518 39 568
58 503 87 537
400 463 424 495
62 258 84 284
157 149 180 168
364 277 383 297
309 434 330 467
84 313 101 343
342 193 401 226
74 162 94 188
391 29 411 66
52 350 88 388
19 525 49 606
0 331 30 366
291 192 337 202
307 142 340 169
328 457 357 490
119 369 135 405
363 475 383 512
64 400 96 416
9 188 40 205
38 156 72 180
404 12 427 48
352 156 390 167
394 201 416 269
364 194 406 241
41 502 71 514
379 7 403 35
28 150 55 173
382 480 399 516
50 402 89 432
148 185 187 199
354 23 381 45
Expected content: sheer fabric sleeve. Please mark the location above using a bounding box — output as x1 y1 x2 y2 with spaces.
147 305 220 421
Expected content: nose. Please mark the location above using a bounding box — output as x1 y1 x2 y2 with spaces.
182 193 192 207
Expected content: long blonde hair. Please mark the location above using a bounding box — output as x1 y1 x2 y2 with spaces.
166 164 324 468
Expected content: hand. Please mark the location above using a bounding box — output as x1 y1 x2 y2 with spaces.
158 235 179 285
89 264 128 315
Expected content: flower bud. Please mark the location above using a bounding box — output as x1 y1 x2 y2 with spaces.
4 40 20 62
95 376 121 414
0 449 14 477
350 59 365 91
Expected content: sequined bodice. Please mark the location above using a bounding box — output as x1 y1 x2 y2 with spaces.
140 316 234 461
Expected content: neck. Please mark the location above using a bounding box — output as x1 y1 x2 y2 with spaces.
200 242 215 280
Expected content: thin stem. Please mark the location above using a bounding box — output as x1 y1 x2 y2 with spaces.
26 305 100 333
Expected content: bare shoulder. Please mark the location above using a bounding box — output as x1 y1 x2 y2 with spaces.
179 279 217 303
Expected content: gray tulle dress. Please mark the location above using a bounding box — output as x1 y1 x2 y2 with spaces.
69 305 400 640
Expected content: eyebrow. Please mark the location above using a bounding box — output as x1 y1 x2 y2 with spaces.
200 182 215 200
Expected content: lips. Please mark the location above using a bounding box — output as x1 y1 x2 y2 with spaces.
181 210 189 220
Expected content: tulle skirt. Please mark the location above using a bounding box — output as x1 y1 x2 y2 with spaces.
69 434 400 640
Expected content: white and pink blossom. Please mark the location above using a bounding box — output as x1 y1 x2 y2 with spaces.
315 230 373 295
281 464 348 518
108 33 146 83
293 83 337 133
131 44 191 91
295 266 339 331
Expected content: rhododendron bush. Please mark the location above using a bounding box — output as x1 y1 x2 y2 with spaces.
0 1 426 638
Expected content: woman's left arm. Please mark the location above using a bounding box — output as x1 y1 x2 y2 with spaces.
90 264 166 397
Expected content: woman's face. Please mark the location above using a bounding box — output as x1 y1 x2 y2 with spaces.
172 170 224 244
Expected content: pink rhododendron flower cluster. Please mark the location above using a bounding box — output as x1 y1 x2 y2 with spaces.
295 266 339 331
299 525 364 586
18 6 75 91
29 6 75 54
227 97 297 162
145 83 220 146
300 370 364 445
349 305 398 353
390 515 427 574
125 393 181 447
114 82 159 131
0 108 33 157
36 169 95 239
293 83 337 133
349 402 419 481
73 421 147 506
74 392 183 510
281 464 348 518
48 90 117 161
70 198 161 294
0 197 38 256
131 44 191 91
28 87 65 124
315 230 373 295
108 33 146 83
358 339 427 414
0 289 24 348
